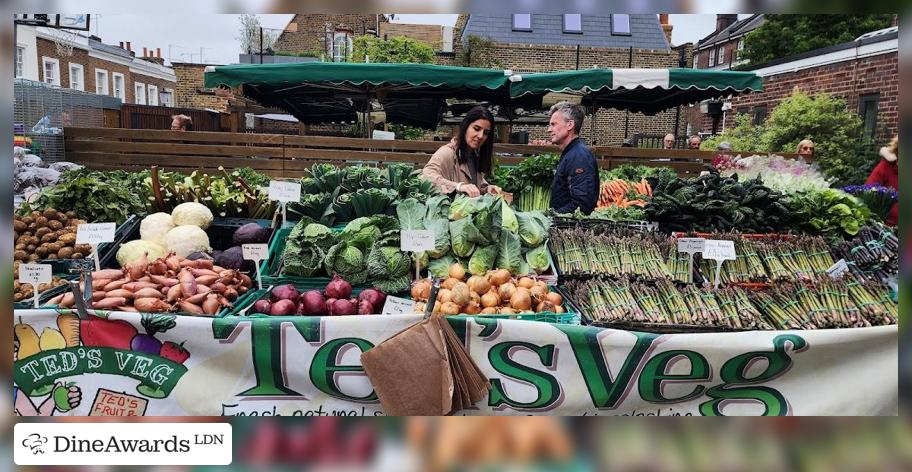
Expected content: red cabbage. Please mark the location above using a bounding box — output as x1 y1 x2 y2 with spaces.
233 223 269 246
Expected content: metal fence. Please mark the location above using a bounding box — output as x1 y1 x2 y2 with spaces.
14 79 117 161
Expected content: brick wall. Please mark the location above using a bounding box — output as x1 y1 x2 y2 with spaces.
693 37 743 69
379 23 443 49
171 62 229 112
273 14 382 56
698 51 899 143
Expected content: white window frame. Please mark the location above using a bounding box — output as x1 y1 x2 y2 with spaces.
693 53 699 68
512 14 532 31
94 68 109 95
736 39 744 60
332 31 353 62
68 63 84 91
161 88 174 107
708 48 715 66
134 81 146 104
563 14 582 33
718 46 726 65
611 14 631 36
42 57 60 86
148 84 159 106
111 72 125 100
15 46 25 78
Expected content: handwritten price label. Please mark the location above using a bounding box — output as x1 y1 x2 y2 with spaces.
242 244 269 262
677 238 706 254
19 264 52 287
76 223 116 245
702 240 736 261
382 296 416 315
826 259 850 279
268 180 302 203
400 230 434 252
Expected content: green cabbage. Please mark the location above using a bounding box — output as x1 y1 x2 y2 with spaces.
473 197 502 244
524 244 550 274
495 229 523 274
448 196 485 221
501 200 518 233
468 245 498 276
449 218 479 258
324 242 366 284
515 211 550 247
396 198 426 231
428 255 455 278
367 246 411 294
425 195 451 221
426 218 451 259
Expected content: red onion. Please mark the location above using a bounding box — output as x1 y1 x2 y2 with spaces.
325 298 337 314
357 299 374 315
324 274 352 300
269 299 297 316
271 284 300 304
358 289 386 312
300 290 327 316
252 299 272 315
329 298 357 316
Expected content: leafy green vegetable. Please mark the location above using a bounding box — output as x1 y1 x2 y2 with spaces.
425 195 451 221
20 172 148 224
426 218 451 259
516 211 549 247
396 198 426 231
786 189 871 239
448 196 485 221
324 242 367 284
340 215 400 251
501 200 518 233
604 164 677 185
468 244 498 276
524 244 550 274
367 246 411 294
449 218 480 257
492 154 560 212
496 229 523 273
428 255 455 278
282 219 336 277
288 192 332 223
473 196 503 245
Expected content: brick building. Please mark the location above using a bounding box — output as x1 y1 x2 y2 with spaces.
693 14 764 71
446 14 691 145
698 26 899 142
16 25 176 106
171 62 230 111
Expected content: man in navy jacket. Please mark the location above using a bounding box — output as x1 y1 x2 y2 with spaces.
547 102 599 214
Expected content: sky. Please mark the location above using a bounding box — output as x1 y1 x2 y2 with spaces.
87 13 750 66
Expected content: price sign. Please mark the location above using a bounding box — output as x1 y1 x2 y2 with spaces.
19 264 52 308
677 238 706 254
242 243 269 290
76 223 116 245
268 180 302 203
702 240 737 261
242 244 269 261
382 296 416 315
401 230 435 253
826 259 850 279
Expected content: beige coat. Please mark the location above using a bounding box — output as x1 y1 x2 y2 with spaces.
420 139 490 194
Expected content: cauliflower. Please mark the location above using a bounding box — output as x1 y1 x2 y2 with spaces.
163 225 211 257
116 240 167 266
140 212 175 246
171 202 213 229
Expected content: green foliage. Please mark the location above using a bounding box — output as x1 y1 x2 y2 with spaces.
459 35 503 69
702 91 876 186
272 50 319 58
19 169 150 224
741 14 894 66
603 164 679 185
352 35 435 64
786 188 872 238
387 123 427 140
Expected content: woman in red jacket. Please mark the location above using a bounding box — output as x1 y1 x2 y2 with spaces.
866 136 898 225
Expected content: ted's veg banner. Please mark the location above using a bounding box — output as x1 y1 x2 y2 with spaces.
14 309 896 416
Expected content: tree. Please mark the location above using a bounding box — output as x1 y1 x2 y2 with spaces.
459 35 503 69
741 14 894 66
702 90 876 186
237 14 277 54
351 36 435 64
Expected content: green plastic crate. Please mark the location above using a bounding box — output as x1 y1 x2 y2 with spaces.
454 311 580 325
13 277 76 310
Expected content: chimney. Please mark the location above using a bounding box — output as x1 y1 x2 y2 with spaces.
156 47 162 58
143 47 148 57
126 41 131 51
659 14 673 45
716 14 738 32
119 41 124 48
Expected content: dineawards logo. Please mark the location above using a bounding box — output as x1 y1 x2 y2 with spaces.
15 423 232 465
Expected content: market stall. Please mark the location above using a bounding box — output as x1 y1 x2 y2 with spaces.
14 66 898 417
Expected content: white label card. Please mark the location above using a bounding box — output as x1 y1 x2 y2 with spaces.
702 240 737 261
242 244 269 261
677 238 706 254
19 264 52 287
826 259 850 279
382 296 416 315
268 180 302 202
401 230 435 252
75 223 116 245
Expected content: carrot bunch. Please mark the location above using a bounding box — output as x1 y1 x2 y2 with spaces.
597 179 652 209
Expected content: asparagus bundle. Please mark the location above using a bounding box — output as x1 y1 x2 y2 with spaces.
830 224 899 282
550 228 672 280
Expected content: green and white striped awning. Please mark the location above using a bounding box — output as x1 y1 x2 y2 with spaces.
509 68 763 114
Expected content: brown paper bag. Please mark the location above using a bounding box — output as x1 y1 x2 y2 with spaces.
361 318 454 416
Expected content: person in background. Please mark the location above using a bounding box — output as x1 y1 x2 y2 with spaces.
866 135 898 226
421 106 505 198
662 133 676 149
170 114 193 131
688 135 702 149
796 139 815 159
547 101 599 214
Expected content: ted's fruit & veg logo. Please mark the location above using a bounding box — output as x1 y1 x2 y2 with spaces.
14 311 190 416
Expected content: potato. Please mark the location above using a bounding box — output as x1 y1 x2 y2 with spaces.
58 247 74 259
74 244 92 254
35 216 48 227
46 254 57 260
71 252 85 259
15 243 26 252
46 242 62 253
28 254 40 262
26 244 36 253
57 233 77 245
13 220 27 232
47 220 63 231
35 246 49 257
35 227 52 238
65 210 77 219
14 250 28 261
41 233 57 243
27 222 37 231
43 208 59 220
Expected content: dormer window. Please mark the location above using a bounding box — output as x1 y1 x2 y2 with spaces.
512 14 532 32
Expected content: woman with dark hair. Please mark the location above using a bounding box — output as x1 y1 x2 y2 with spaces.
421 106 504 197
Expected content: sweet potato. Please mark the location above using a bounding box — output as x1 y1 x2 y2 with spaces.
148 274 178 287
134 298 171 313
103 279 128 292
166 284 182 303
202 294 221 315
91 291 107 302
92 278 112 291
60 292 75 308
92 297 127 309
177 300 204 315
117 306 139 312
195 275 218 286
190 268 219 278
184 292 209 305
92 269 125 280
123 281 159 292
179 269 197 298
133 287 165 299
105 289 134 300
